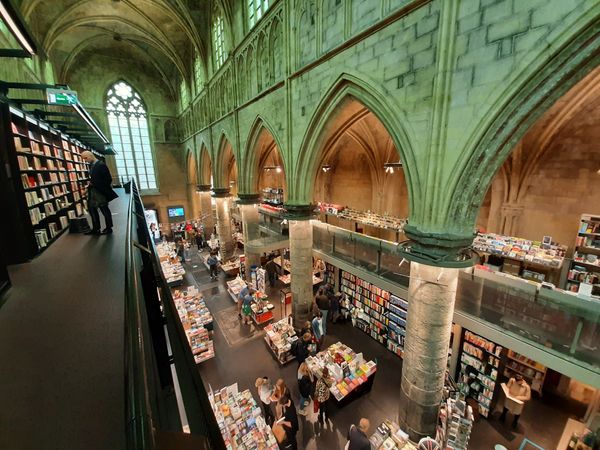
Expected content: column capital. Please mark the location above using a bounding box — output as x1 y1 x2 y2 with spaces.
282 203 316 220
400 224 476 268
197 184 212 192
236 193 261 205
211 187 230 198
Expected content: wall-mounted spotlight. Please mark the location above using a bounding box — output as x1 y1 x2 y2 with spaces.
321 164 332 173
384 162 403 174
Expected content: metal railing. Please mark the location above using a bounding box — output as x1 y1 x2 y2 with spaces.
124 179 225 449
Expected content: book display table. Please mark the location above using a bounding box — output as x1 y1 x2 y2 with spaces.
305 341 377 405
226 277 247 302
251 296 274 325
173 286 214 363
369 420 417 450
209 383 279 450
264 317 297 364
157 242 185 286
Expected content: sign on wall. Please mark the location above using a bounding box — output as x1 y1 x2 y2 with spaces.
46 88 78 105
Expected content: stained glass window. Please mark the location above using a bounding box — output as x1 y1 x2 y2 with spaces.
248 0 269 28
106 81 157 190
194 51 204 94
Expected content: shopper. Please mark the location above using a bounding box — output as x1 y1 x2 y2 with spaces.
297 362 313 415
314 367 332 429
314 288 330 334
265 258 279 287
271 378 290 418
81 151 118 235
311 312 324 349
278 392 299 450
294 332 312 366
255 377 275 426
241 291 254 325
176 240 185 263
207 251 219 280
346 418 371 450
195 232 204 251
330 292 341 324
237 284 250 319
500 374 531 429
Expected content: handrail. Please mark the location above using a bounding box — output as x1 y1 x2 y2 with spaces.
124 179 156 449
124 178 225 450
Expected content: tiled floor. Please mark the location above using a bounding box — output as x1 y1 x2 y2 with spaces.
184 251 584 450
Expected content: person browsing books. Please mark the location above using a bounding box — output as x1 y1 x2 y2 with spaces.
81 151 117 235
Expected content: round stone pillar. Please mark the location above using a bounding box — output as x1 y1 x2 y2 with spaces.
398 263 458 440
198 185 214 240
238 194 262 280
398 225 474 441
213 188 234 261
286 205 314 328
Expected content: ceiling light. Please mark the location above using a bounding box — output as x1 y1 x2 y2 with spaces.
0 0 37 55
263 165 282 173
384 162 403 174
321 164 332 173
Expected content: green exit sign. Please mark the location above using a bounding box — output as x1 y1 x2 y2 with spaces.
46 88 78 105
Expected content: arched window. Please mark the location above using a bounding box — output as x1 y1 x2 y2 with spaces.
194 51 204 94
106 81 157 190
213 6 226 68
180 79 189 108
248 0 270 28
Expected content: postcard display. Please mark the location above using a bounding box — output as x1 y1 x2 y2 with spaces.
341 270 408 358
156 242 185 285
263 317 298 364
2 105 91 261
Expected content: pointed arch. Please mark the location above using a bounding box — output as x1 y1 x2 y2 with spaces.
186 148 198 184
105 80 157 190
293 73 417 207
214 133 237 190
198 143 213 186
241 115 286 195
446 17 600 228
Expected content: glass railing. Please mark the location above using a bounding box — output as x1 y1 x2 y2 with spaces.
312 221 410 287
125 179 224 449
455 270 600 371
312 220 600 374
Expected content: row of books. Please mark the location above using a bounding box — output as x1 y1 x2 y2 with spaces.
17 155 65 172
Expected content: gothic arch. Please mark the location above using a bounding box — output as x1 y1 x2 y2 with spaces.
447 15 600 230
214 133 237 191
186 148 198 184
293 73 417 207
198 143 212 186
241 115 286 194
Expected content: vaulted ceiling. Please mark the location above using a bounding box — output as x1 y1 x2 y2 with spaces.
18 0 211 96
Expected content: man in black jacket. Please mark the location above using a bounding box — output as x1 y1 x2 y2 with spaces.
82 151 118 235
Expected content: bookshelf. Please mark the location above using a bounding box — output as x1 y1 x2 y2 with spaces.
0 104 91 262
504 349 546 395
566 214 600 293
457 330 503 418
340 270 409 357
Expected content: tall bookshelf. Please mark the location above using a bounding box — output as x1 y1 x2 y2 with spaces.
0 103 91 263
457 330 503 418
340 270 409 357
566 214 600 293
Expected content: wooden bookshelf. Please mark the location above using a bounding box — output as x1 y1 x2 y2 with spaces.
0 103 91 263
566 214 600 293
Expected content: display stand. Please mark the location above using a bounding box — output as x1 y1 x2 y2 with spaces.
156 242 185 286
280 288 292 318
264 317 297 364
305 341 377 406
226 277 246 302
251 297 274 325
0 103 91 263
208 383 279 450
504 350 546 395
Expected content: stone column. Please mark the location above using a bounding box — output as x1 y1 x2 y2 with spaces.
238 194 262 279
398 262 459 440
198 185 214 240
287 205 315 328
213 188 234 261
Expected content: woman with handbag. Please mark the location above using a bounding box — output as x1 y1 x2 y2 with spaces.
314 367 333 431
297 362 313 415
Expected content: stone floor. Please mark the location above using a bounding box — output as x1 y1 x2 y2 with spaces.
183 250 585 450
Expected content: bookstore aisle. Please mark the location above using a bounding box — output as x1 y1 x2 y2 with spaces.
0 190 128 450
183 251 586 450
